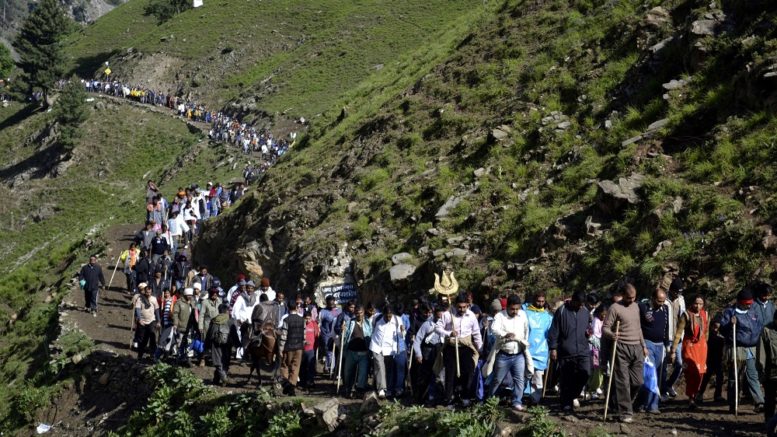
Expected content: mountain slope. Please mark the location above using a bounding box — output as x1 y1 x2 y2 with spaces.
198 0 777 306
64 0 486 119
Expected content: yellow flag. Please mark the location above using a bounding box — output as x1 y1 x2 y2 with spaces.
104 68 112 76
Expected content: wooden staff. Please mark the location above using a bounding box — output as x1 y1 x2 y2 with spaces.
454 335 461 378
733 320 739 417
129 306 136 349
336 321 346 392
107 256 121 291
603 321 620 422
542 357 552 398
407 335 415 395
330 336 337 378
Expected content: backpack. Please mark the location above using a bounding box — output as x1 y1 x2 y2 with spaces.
212 321 230 345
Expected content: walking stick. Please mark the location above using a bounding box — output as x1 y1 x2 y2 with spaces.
542 357 552 398
603 321 620 422
455 334 461 378
733 321 738 417
407 335 415 395
336 322 346 393
107 256 121 291
129 308 136 349
330 336 337 378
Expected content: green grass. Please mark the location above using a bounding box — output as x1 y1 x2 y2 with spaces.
64 0 485 115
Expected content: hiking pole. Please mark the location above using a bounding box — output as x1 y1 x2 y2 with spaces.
129 308 135 349
330 336 337 378
107 256 121 291
733 320 738 417
455 334 461 378
603 320 620 422
542 357 552 399
407 335 415 396
336 322 345 393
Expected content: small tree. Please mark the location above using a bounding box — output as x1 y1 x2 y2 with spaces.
55 78 89 150
12 0 69 106
0 43 13 80
145 0 191 23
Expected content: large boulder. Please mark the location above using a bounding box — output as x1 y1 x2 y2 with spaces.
389 264 416 282
313 398 341 432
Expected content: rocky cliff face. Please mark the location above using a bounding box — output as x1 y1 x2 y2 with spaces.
1 0 126 41
196 0 777 306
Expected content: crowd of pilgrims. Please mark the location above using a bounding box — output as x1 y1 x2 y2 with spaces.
87 219 777 428
69 103 777 431
79 78 296 167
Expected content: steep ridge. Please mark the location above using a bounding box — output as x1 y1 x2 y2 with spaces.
198 0 777 306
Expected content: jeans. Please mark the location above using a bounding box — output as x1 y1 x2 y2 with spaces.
343 350 370 392
728 354 765 407
664 343 682 391
488 352 526 407
300 350 316 386
639 340 665 411
391 351 407 393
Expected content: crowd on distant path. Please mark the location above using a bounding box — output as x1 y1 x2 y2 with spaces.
76 179 777 432
74 77 298 181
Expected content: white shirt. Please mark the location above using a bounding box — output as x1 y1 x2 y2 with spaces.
370 316 402 356
259 286 276 302
435 309 483 350
491 310 529 355
231 293 258 323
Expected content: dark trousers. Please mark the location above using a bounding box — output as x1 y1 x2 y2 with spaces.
300 350 316 387
765 379 777 422
613 343 644 417
559 355 592 408
84 288 98 311
443 344 475 403
414 346 440 403
698 363 724 400
137 324 157 360
211 343 231 382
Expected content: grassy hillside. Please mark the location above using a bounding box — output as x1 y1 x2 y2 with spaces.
199 0 777 309
64 0 485 117
0 98 259 431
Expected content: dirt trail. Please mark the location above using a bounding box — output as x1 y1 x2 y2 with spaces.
54 224 769 436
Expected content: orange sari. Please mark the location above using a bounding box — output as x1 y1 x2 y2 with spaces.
682 309 708 397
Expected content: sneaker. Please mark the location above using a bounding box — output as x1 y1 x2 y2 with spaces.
512 404 525 412
132 342 138 349
591 393 600 400
621 416 633 423
647 409 661 414
755 403 764 413
572 398 580 408
668 387 677 398
378 389 386 399
596 388 604 396
92 310 97 318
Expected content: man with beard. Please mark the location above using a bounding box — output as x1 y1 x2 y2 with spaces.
435 294 483 407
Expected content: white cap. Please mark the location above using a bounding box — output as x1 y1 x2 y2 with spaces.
193 282 202 290
184 287 194 296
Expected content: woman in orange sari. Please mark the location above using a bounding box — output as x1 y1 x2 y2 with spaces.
670 294 709 409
